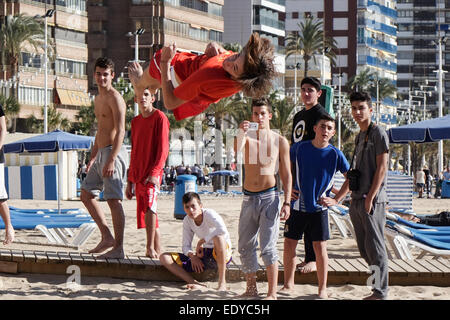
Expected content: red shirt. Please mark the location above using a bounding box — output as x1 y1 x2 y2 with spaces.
149 50 242 120
127 109 170 184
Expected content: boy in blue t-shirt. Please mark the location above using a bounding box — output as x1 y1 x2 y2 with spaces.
282 113 349 299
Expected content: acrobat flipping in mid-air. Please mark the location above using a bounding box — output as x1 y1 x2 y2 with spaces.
128 33 277 120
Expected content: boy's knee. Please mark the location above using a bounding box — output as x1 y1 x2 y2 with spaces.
80 189 94 203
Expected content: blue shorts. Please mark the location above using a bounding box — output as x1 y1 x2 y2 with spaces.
284 209 330 242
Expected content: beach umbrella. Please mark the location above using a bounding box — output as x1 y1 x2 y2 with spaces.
4 130 94 212
208 170 239 176
387 114 450 143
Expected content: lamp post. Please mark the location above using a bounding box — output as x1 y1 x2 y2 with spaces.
414 89 433 120
432 36 447 175
333 72 343 150
321 47 330 85
43 9 55 134
127 28 145 116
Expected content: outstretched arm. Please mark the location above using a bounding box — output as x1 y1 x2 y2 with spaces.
279 137 292 221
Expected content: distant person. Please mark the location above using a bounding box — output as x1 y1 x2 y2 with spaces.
234 98 292 300
423 165 431 198
444 167 450 181
128 33 277 120
159 192 232 291
80 57 128 259
415 168 426 198
0 104 14 245
126 87 170 258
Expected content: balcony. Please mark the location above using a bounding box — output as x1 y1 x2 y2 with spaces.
365 37 397 54
88 4 107 21
253 15 285 30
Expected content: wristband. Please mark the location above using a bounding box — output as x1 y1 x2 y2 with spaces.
283 202 290 206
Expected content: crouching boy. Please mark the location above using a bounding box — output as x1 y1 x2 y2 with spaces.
160 192 232 291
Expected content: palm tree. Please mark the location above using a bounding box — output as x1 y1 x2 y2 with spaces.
223 43 242 53
347 68 397 103
0 94 20 131
347 68 375 91
74 102 96 136
267 91 295 139
27 105 71 133
0 14 47 132
285 17 337 78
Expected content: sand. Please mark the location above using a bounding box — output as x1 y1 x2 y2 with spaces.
1 194 450 300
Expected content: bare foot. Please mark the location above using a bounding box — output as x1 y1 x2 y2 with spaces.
278 286 294 295
298 261 317 274
216 282 227 291
318 289 328 299
240 288 259 298
146 248 159 259
97 246 124 259
88 238 114 254
186 283 207 290
3 227 15 245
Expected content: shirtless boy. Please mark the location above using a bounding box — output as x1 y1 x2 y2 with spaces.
81 57 128 259
234 98 292 300
128 33 277 120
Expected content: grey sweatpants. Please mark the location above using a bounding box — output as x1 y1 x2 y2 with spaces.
238 190 280 274
349 199 389 299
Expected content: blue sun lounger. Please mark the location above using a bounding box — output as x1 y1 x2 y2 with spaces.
1 210 96 248
385 219 450 259
9 206 87 214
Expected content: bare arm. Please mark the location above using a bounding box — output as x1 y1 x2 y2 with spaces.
0 116 6 150
160 43 187 110
102 93 126 177
234 121 249 154
279 136 292 220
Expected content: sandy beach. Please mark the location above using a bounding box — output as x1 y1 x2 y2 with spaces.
1 194 449 300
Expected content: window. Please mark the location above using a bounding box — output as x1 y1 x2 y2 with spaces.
292 12 299 19
18 86 53 106
56 59 87 76
55 27 86 44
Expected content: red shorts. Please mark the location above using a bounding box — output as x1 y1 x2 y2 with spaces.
135 179 161 229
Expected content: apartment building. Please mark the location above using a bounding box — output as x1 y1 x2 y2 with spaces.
223 0 286 90
285 0 397 124
397 0 450 116
88 0 225 94
0 0 89 131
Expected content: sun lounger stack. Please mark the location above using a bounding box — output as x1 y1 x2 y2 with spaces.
1 207 97 248
328 205 355 239
385 212 450 260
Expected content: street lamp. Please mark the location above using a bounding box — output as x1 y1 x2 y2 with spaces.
333 72 344 150
321 47 330 85
127 28 145 116
42 9 55 134
414 89 433 120
432 36 447 174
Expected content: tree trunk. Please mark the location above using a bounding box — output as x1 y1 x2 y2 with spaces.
213 114 224 192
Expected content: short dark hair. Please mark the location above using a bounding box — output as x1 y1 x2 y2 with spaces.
301 77 321 91
94 57 115 73
182 192 202 204
251 97 272 113
314 113 336 127
349 91 372 107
